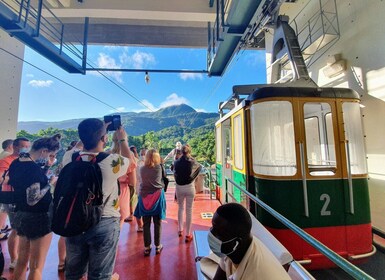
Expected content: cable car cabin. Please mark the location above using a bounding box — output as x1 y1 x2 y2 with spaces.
215 85 374 270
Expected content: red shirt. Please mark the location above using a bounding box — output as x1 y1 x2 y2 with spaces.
0 154 18 191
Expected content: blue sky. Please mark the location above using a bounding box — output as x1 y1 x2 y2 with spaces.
19 46 266 122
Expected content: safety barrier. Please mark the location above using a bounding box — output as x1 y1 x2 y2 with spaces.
224 177 375 280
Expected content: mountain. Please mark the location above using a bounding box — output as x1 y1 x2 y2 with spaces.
17 104 219 136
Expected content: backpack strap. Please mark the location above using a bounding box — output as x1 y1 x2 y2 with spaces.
71 152 81 162
71 152 109 163
95 152 109 163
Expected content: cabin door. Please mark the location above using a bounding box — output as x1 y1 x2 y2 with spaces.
222 119 233 203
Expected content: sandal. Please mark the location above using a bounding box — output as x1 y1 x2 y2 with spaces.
155 245 163 254
137 227 143 232
124 215 133 222
185 235 193 243
0 225 11 233
144 246 151 256
0 232 8 241
58 263 65 272
178 231 183 237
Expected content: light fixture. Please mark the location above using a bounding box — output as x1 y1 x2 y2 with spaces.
145 71 150 84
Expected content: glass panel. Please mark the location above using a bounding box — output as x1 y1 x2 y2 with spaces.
305 117 321 165
224 127 231 161
250 101 296 176
342 102 367 174
304 103 336 176
216 126 222 163
233 115 243 170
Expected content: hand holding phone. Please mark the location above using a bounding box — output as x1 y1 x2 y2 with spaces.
104 115 122 131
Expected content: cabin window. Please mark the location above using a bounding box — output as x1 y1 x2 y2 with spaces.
250 101 296 176
224 127 232 161
233 115 243 170
304 103 336 176
342 102 367 174
216 126 222 163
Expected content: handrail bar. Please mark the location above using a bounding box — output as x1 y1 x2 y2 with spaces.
224 177 375 280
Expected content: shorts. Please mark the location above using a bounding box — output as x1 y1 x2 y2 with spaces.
14 210 52 240
8 211 16 229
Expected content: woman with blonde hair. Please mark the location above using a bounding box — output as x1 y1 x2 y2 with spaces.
134 149 166 256
111 131 136 228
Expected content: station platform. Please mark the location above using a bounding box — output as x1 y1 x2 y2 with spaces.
0 183 221 280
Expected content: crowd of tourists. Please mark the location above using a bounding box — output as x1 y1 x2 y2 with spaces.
0 118 202 280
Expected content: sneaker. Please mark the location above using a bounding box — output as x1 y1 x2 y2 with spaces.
9 260 17 270
185 235 193 243
137 227 143 232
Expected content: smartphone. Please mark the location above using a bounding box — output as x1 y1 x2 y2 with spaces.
104 115 122 131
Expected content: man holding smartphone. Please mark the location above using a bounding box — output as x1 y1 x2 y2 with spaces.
62 118 130 280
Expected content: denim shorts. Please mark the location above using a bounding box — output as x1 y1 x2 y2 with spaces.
14 210 52 240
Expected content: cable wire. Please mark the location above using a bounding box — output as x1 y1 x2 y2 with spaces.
0 46 119 111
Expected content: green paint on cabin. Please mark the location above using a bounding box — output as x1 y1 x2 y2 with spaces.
253 177 371 229
216 164 222 187
232 169 247 202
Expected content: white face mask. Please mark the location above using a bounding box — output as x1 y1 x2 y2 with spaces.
19 147 30 154
207 231 239 257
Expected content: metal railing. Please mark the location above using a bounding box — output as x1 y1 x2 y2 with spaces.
0 0 85 64
224 177 375 280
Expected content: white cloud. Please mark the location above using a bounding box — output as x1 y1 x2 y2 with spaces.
135 93 190 112
109 107 125 113
26 73 34 78
159 93 189 108
179 72 204 80
95 53 123 83
28 80 53 88
120 50 156 69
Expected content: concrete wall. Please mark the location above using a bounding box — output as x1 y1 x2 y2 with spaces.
266 0 385 232
0 29 24 144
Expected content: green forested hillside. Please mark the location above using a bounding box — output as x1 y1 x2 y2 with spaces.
17 104 217 164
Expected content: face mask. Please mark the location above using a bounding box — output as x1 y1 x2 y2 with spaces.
208 231 239 257
35 157 48 167
19 147 30 154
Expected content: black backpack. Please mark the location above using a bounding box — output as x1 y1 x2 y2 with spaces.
51 152 109 237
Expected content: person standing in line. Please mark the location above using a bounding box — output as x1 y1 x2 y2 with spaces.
62 119 131 280
0 137 31 269
173 144 202 243
56 140 83 272
8 134 61 280
133 148 147 232
0 140 13 160
134 149 166 256
110 132 136 228
123 146 139 223
163 141 182 163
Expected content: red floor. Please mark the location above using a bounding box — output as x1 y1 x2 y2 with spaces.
1 184 220 280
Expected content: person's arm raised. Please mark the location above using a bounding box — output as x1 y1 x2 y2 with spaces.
115 126 130 158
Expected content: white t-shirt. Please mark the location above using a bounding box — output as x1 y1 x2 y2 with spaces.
62 151 129 218
219 237 291 280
